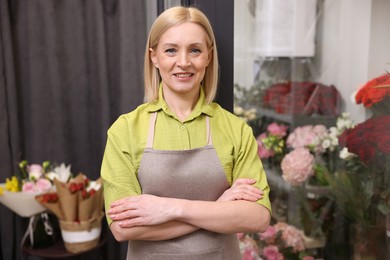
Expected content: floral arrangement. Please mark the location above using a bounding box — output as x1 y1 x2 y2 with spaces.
35 173 103 222
286 125 328 154
0 160 74 217
257 122 288 160
262 81 340 116
328 74 390 221
278 113 355 187
34 170 104 253
281 147 315 186
323 73 390 258
234 105 257 123
338 115 390 166
238 222 315 260
354 73 390 112
2 161 52 193
280 124 327 186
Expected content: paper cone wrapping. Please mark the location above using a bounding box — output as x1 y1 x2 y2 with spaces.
36 174 104 223
54 179 78 221
35 194 65 220
78 193 94 221
92 188 104 218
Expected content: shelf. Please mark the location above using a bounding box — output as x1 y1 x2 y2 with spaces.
257 107 337 128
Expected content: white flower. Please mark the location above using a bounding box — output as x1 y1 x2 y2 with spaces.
336 113 355 131
339 147 356 161
328 127 338 137
322 139 331 150
234 105 244 116
87 181 101 192
46 163 72 183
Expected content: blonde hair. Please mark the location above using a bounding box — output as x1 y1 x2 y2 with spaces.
143 6 219 104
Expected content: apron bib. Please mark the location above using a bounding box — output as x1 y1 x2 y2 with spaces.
126 112 241 260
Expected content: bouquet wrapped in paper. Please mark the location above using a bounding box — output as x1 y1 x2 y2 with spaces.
35 173 104 253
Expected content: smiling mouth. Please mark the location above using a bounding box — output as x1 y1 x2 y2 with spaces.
174 73 193 78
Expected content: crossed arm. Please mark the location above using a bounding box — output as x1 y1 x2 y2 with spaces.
108 178 271 242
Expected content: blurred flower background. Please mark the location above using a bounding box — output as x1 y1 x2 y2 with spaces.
235 73 390 259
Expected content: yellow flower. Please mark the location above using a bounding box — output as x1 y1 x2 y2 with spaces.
5 176 20 192
0 186 3 195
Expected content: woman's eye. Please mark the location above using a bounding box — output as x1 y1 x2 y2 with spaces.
164 48 176 54
190 48 201 53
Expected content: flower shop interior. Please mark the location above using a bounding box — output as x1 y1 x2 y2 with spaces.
0 0 389 260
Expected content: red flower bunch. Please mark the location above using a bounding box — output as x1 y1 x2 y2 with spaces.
36 173 103 222
355 73 390 108
338 115 390 165
40 193 59 203
68 179 97 199
263 81 340 116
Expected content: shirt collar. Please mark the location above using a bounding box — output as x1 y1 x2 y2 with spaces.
146 85 215 120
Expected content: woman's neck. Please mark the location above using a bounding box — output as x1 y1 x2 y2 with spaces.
163 89 199 122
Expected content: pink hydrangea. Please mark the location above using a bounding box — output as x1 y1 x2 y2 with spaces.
281 148 314 186
242 247 260 260
262 245 284 260
267 123 288 137
274 222 306 252
280 225 305 252
286 125 328 152
259 225 277 243
238 235 260 260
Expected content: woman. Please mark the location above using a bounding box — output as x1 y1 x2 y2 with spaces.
101 6 271 259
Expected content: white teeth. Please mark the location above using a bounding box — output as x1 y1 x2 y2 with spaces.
175 73 192 78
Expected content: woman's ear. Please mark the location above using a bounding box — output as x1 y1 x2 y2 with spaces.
150 48 159 68
206 47 213 67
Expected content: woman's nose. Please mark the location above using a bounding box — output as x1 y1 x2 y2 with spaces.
177 52 190 67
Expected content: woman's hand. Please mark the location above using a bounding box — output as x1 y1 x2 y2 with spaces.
108 194 176 227
217 178 263 202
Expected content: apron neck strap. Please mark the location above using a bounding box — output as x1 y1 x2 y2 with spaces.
146 112 212 149
146 112 158 148
206 115 212 146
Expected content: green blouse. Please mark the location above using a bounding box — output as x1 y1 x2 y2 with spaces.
101 88 271 224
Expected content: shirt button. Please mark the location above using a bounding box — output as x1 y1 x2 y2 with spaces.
181 126 185 130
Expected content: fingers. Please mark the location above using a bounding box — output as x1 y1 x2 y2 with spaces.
108 194 171 227
231 178 257 187
217 178 264 202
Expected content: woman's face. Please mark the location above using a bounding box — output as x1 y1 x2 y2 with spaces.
150 22 212 100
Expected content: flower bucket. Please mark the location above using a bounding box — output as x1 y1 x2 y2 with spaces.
59 211 104 253
0 184 46 217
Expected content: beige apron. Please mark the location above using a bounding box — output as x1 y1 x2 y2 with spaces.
126 112 241 260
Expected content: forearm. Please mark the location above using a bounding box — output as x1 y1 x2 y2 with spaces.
175 199 270 234
110 220 199 242
108 184 270 234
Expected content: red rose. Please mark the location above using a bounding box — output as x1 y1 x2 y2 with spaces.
69 182 78 193
378 135 390 154
41 193 58 203
77 183 84 191
357 143 377 164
